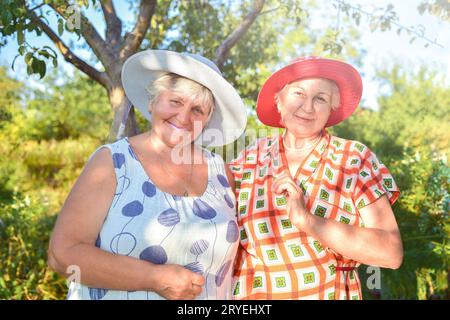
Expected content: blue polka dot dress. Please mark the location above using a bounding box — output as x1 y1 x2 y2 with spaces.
67 137 239 300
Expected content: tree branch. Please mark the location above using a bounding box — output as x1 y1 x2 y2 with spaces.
215 0 265 69
119 0 157 62
100 0 122 51
48 3 116 67
26 8 110 88
333 0 445 48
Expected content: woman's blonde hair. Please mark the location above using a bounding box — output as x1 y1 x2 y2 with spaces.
146 72 215 116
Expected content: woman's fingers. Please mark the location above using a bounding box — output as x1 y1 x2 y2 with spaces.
192 284 203 296
273 177 301 197
191 273 205 287
161 266 205 300
272 174 292 193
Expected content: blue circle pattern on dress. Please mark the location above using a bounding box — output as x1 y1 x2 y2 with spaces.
216 174 230 188
224 194 234 208
112 153 125 169
193 199 217 220
112 152 130 208
110 232 137 255
89 287 108 300
157 208 180 227
95 234 101 248
122 200 143 217
226 220 239 243
190 240 209 255
215 260 232 287
184 261 204 275
139 245 168 264
142 181 156 197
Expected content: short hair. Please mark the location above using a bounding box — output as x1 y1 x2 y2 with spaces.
274 78 341 110
146 73 215 116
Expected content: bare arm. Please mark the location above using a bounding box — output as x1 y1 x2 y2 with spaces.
273 174 403 269
48 147 203 299
300 195 403 269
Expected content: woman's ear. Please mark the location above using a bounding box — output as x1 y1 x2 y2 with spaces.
147 100 153 114
274 94 281 114
275 101 281 114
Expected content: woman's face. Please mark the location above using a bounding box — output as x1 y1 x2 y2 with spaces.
149 90 212 147
277 78 336 137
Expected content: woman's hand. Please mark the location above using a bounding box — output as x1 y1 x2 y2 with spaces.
272 171 309 228
151 264 205 300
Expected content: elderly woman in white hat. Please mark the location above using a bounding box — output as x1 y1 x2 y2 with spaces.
48 50 246 300
230 56 403 300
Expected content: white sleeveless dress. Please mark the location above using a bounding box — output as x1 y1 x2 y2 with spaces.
67 137 239 300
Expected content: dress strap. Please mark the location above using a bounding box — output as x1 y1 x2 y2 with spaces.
88 138 134 208
204 149 227 177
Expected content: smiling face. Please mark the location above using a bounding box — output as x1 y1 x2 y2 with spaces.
276 78 340 137
147 73 214 147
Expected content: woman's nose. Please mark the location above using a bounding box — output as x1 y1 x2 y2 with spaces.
177 107 191 126
300 98 314 113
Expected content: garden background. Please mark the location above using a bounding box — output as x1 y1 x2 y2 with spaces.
0 0 448 299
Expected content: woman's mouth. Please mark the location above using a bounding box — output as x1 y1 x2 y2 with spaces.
167 120 188 131
294 115 314 122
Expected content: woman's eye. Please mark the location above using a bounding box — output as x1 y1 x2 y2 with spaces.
293 91 305 97
170 100 181 105
317 96 328 103
193 107 204 115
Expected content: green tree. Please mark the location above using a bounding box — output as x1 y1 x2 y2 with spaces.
1 0 265 140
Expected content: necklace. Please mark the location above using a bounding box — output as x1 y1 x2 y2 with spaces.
151 141 194 197
282 133 322 153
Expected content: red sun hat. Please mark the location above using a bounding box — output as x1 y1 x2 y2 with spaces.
256 56 363 128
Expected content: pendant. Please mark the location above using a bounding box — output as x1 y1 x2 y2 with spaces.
183 191 189 197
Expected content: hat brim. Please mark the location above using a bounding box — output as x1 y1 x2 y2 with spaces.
121 50 247 147
256 58 362 127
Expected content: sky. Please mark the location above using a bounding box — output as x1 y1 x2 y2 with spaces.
333 0 450 109
1 0 449 110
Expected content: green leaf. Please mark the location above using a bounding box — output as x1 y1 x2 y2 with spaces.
26 63 33 76
18 45 26 56
43 46 57 58
37 49 50 59
17 28 24 46
3 10 13 25
11 54 20 71
58 18 64 36
31 57 46 79
24 52 34 66
37 60 47 79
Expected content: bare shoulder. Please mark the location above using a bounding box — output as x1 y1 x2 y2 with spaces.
66 145 117 209
49 145 118 253
77 146 116 186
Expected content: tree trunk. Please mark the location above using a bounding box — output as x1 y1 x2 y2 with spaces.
107 84 139 142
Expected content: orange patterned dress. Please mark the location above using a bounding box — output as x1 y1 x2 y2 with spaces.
229 130 399 300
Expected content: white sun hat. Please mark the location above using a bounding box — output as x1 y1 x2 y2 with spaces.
121 49 247 147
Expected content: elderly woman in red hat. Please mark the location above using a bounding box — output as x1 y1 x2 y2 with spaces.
230 56 403 300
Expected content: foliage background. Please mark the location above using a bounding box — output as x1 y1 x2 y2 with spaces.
0 0 448 300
